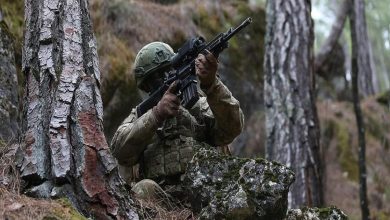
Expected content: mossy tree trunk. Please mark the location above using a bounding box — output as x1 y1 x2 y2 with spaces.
349 0 371 219
17 0 138 219
264 0 323 208
0 15 19 143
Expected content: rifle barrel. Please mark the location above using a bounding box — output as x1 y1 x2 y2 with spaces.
225 17 252 41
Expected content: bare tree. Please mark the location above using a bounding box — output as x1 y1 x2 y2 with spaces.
0 13 19 143
264 0 323 208
350 0 371 219
314 0 351 76
349 0 376 97
17 0 138 218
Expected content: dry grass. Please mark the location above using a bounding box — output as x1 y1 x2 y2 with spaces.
135 189 195 220
0 187 87 220
137 198 195 220
0 139 20 193
0 141 87 220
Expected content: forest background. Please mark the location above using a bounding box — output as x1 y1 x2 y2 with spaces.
0 0 389 219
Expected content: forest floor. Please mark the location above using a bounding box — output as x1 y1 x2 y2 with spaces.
1 99 389 220
318 97 390 220
0 188 87 220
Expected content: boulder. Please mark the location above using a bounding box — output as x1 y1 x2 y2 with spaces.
285 207 348 220
183 148 295 220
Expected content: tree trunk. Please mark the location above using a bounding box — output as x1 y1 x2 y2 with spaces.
314 0 351 77
17 0 138 219
350 0 371 219
264 0 322 208
0 15 19 143
350 0 376 97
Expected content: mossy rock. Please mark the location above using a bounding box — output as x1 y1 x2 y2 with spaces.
184 148 295 220
285 206 348 220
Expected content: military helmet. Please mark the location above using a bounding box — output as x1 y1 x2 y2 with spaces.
134 42 175 90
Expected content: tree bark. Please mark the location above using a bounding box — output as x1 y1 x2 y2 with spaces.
350 0 376 97
264 0 323 208
350 0 371 219
314 0 351 77
0 16 19 143
17 0 138 219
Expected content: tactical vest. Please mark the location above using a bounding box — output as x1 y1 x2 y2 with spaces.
141 98 214 180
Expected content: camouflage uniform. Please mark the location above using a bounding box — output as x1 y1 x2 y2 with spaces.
110 78 244 185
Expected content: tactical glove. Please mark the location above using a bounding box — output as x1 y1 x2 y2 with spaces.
152 81 180 124
195 50 218 89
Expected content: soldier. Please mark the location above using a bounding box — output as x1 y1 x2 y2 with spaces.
110 42 244 201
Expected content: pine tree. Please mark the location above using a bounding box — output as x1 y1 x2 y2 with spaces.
264 0 323 208
17 1 138 218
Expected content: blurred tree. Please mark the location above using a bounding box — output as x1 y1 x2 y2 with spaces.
314 0 350 76
17 0 137 218
349 0 371 219
349 0 376 97
0 10 19 143
366 0 390 92
264 0 323 208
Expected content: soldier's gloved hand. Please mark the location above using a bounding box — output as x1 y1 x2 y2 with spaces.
195 50 218 89
152 81 180 124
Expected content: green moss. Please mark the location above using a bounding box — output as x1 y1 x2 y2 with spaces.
1 0 24 100
377 90 390 106
192 5 221 38
0 139 5 149
317 206 348 220
365 113 390 150
332 120 359 182
98 34 135 105
385 186 390 202
215 191 223 200
374 210 390 220
50 198 88 220
1 0 23 42
287 207 348 220
222 4 265 83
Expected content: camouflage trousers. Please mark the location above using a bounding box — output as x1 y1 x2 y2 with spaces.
131 145 232 205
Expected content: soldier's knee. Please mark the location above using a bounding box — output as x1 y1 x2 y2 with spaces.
131 179 165 200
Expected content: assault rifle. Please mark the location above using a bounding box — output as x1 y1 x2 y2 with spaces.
136 17 252 117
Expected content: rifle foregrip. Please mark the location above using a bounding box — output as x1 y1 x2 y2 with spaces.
136 98 157 117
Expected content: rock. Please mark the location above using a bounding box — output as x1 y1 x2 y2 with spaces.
25 181 54 198
285 207 348 220
183 148 295 220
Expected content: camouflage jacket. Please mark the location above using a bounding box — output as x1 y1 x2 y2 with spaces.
110 78 244 182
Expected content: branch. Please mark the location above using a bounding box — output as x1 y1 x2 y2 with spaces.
315 0 351 74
